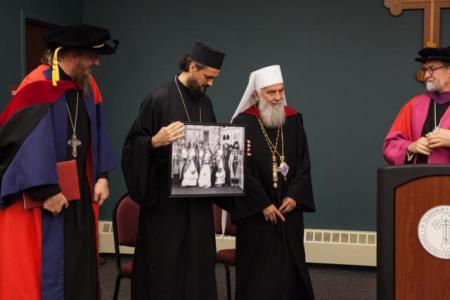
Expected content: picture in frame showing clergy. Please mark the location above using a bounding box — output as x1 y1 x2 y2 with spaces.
170 123 245 197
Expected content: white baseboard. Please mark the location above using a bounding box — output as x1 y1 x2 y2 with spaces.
99 220 134 254
303 229 376 267
99 221 376 267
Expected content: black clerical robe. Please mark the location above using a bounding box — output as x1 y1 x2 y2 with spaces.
122 78 218 300
232 106 316 300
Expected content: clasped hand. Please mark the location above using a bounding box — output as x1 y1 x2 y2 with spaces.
262 197 297 224
43 193 68 215
408 128 450 156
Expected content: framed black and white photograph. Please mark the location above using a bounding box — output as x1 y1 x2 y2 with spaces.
170 123 245 197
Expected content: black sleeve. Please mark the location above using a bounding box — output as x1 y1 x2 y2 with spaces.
207 98 217 122
212 197 235 213
286 114 315 212
26 184 61 200
231 114 272 222
98 172 108 180
121 95 160 207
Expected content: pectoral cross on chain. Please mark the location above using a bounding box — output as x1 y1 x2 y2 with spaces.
68 134 81 158
432 213 450 250
385 0 450 47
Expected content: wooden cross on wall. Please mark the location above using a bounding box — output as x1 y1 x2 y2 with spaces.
385 0 450 47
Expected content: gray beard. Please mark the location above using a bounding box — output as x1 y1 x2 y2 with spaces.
259 100 285 128
426 80 440 92
425 77 448 93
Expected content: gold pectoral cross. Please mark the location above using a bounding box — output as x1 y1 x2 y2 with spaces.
68 134 81 158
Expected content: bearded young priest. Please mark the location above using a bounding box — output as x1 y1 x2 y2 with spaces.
231 65 316 300
122 42 226 300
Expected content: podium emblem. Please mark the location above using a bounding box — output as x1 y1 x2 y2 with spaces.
418 205 450 259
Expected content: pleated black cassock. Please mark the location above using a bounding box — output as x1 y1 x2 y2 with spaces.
232 109 316 300
122 78 219 300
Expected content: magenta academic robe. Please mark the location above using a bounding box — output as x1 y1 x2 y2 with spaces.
383 94 450 165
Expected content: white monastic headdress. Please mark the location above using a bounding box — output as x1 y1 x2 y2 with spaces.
231 65 286 121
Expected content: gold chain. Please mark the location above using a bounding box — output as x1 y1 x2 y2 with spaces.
257 118 287 188
257 118 285 159
257 118 280 154
280 124 285 162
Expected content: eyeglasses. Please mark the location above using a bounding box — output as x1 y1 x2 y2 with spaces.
421 64 449 74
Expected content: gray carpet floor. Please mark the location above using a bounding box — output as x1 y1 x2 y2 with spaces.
99 255 376 300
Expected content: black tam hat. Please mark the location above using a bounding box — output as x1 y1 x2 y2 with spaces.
415 47 450 63
44 24 119 55
44 24 119 86
190 42 225 70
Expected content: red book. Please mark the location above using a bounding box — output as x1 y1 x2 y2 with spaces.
23 160 81 209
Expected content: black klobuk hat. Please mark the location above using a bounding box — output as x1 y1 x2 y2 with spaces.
190 42 225 70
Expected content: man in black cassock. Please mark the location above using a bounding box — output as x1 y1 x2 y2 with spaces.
231 65 316 300
121 42 225 300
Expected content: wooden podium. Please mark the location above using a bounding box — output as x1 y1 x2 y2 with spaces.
378 165 450 300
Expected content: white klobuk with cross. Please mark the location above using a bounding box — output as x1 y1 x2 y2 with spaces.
418 205 450 259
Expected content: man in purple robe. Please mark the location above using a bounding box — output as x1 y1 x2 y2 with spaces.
0 24 117 300
384 46 450 165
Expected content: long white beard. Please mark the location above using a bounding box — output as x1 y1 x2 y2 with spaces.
259 100 285 128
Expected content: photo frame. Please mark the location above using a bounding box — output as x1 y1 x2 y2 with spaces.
169 122 246 197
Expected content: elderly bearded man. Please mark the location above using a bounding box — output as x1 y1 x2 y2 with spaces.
231 65 316 300
384 47 450 164
0 24 117 300
122 42 226 300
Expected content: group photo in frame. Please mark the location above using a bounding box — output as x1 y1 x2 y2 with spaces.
170 123 245 197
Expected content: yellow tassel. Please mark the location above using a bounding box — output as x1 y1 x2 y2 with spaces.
52 47 63 86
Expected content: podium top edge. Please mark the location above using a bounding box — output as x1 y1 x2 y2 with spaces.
378 165 450 172
377 165 450 187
